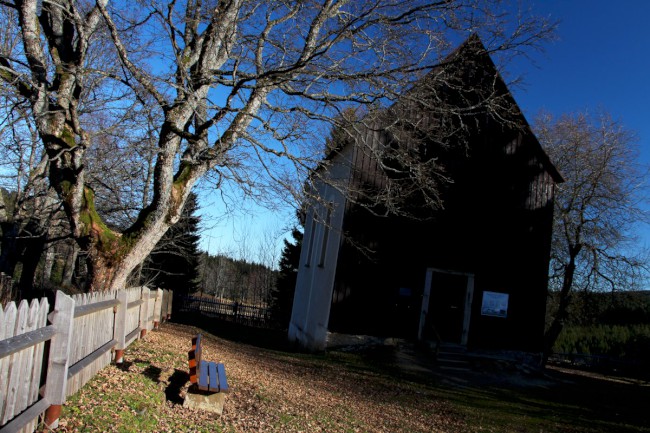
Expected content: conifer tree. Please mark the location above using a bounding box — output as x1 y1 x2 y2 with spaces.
138 192 201 295
270 226 303 329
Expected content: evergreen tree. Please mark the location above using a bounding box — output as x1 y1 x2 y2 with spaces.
269 226 303 329
137 192 201 295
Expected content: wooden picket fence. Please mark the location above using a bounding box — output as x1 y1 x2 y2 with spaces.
0 287 173 433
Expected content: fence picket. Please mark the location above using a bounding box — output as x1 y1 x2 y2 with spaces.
0 305 4 419
28 299 49 414
153 289 161 328
29 299 48 400
0 288 172 432
2 300 28 425
15 300 38 414
114 290 127 364
148 289 157 331
11 299 44 433
43 291 75 430
141 287 149 337
0 302 17 424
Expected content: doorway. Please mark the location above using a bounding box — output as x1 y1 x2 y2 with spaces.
418 268 474 346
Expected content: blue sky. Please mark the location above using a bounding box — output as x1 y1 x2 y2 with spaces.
508 0 650 248
198 1 650 263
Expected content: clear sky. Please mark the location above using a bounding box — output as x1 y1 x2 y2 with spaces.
508 0 650 248
198 0 650 263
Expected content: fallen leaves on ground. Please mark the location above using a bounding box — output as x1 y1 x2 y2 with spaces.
58 322 465 433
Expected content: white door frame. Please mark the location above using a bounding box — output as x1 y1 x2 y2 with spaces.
418 268 475 346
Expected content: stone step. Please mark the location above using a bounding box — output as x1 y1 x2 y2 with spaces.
436 343 472 371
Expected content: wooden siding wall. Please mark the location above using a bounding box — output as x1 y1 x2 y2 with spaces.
0 287 172 433
504 137 555 212
350 123 388 195
325 37 558 350
331 124 557 348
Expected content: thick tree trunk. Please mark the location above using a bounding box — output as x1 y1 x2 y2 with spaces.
543 250 579 360
83 169 201 291
42 245 55 282
17 234 46 297
0 223 19 276
85 225 172 291
10 0 246 293
61 241 78 288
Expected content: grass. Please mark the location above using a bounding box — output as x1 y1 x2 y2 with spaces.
63 370 164 432
413 369 650 433
58 320 650 433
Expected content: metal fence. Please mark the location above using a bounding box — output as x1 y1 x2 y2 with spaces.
548 351 646 376
180 295 270 328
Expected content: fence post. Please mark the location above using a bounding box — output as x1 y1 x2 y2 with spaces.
153 289 163 329
43 291 75 430
113 289 128 365
140 287 149 338
165 290 173 320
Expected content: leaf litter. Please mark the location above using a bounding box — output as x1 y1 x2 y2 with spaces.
58 322 465 433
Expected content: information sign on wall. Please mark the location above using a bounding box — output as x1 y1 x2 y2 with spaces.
481 291 509 318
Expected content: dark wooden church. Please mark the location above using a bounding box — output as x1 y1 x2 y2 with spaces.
288 35 562 360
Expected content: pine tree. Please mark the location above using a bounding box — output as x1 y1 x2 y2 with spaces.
269 226 303 329
137 192 201 295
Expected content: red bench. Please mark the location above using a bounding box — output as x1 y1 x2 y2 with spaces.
188 334 229 393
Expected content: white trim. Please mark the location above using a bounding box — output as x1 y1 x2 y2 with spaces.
418 268 475 346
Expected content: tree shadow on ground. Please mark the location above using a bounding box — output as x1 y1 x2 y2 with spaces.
172 312 292 351
165 369 189 405
137 359 189 405
142 363 163 382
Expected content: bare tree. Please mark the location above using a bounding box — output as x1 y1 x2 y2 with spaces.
0 0 554 291
0 64 63 294
535 111 650 357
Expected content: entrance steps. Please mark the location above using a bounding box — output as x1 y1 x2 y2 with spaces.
435 343 472 372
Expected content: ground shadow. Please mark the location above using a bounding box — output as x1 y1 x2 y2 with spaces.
142 364 163 383
116 360 134 371
172 312 292 351
137 358 189 405
165 369 189 405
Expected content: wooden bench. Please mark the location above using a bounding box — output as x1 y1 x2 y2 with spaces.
188 334 229 393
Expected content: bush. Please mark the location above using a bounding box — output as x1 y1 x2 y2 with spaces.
554 324 650 364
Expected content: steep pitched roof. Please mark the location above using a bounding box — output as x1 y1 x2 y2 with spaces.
431 34 562 183
321 34 562 184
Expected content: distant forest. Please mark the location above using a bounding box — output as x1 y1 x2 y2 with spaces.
549 290 650 364
196 253 278 307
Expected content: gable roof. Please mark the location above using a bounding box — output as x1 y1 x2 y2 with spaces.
320 34 563 188
390 34 562 183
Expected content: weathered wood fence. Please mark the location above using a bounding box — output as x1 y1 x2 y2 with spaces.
0 287 173 433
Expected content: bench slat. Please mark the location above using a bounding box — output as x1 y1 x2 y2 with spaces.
198 360 209 391
195 334 202 365
217 363 229 393
208 361 218 392
188 333 228 394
